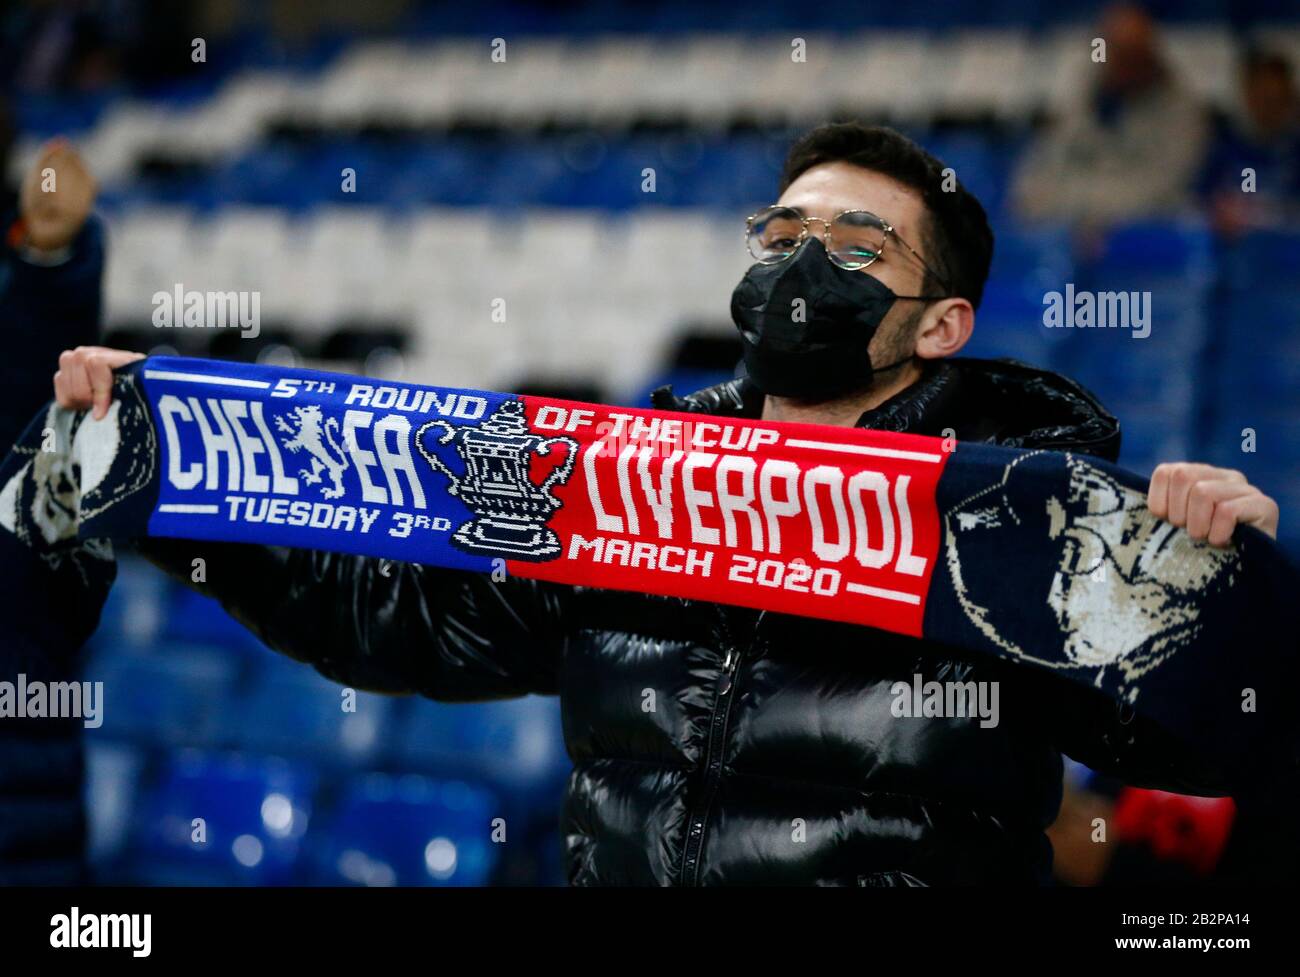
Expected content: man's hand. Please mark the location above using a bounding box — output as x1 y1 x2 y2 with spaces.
1148 462 1279 548
54 347 145 420
20 138 98 254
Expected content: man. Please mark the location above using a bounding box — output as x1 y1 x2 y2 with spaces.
53 124 1279 885
4 137 103 449
1200 49 1300 236
1011 2 1208 228
1 135 104 884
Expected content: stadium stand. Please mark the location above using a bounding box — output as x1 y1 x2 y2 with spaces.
6 0 1295 884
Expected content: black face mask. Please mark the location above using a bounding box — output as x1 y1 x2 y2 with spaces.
730 237 941 400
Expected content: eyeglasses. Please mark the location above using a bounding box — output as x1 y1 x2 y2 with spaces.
744 204 951 290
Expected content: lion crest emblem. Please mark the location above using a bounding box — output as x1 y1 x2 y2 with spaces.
275 405 350 499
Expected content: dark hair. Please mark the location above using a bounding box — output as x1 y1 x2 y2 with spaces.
779 123 994 310
1242 48 1294 83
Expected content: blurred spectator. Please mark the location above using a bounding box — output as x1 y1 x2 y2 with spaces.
1 0 119 93
1 135 103 450
1046 779 1117 886
1049 775 1244 885
1 0 201 94
1011 3 1209 228
1110 788 1236 880
0 133 103 883
0 99 14 219
1199 49 1300 237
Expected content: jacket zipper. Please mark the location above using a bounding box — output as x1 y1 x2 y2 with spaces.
678 610 764 885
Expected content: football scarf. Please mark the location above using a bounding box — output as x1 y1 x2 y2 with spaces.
2 356 1296 776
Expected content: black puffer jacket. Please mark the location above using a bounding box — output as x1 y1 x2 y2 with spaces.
137 358 1227 885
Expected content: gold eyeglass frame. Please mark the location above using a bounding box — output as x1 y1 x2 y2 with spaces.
744 205 951 291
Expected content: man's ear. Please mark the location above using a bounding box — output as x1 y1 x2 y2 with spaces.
914 298 974 361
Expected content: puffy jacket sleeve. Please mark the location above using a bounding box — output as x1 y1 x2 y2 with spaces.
133 537 568 700
1033 671 1235 796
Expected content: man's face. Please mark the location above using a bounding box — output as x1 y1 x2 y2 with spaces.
775 161 933 377
1245 67 1296 136
1099 4 1161 96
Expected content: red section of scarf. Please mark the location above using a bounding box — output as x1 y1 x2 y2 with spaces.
509 395 951 637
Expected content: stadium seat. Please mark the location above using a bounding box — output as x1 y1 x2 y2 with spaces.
1221 230 1300 296
234 656 395 767
1115 406 1195 477
90 554 168 651
89 645 240 749
161 588 269 661
84 742 146 871
128 751 316 884
965 281 1054 363
988 225 1074 289
312 773 498 885
1088 220 1216 286
23 13 1300 890
394 695 569 789
1212 329 1300 405
1056 319 1199 395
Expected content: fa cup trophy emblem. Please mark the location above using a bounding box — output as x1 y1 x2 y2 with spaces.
415 400 578 561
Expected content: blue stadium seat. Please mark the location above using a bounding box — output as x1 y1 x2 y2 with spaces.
1115 406 1195 477
234 656 394 767
416 143 499 206
89 646 240 749
987 225 1074 290
91 555 168 651
313 773 498 885
679 138 779 208
973 224 1076 363
128 750 316 884
1221 229 1300 293
483 144 573 208
1052 338 1198 417
965 281 1053 363
217 146 314 208
1202 413 1300 478
1211 339 1300 414
576 139 679 209
923 133 1016 218
1087 220 1215 286
394 695 568 788
161 588 269 661
85 742 146 871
